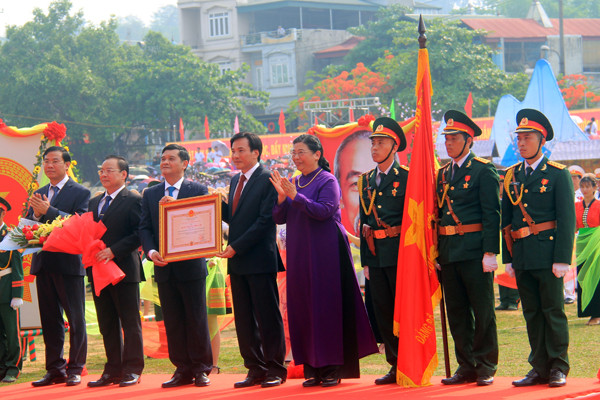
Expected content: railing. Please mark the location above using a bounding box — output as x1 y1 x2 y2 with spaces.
241 28 301 46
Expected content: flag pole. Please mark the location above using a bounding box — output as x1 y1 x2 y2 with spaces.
418 15 450 379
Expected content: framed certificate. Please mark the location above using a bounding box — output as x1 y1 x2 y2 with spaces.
159 193 222 262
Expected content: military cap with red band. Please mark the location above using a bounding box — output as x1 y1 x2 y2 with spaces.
442 110 482 138
370 117 407 151
0 197 11 213
515 108 554 141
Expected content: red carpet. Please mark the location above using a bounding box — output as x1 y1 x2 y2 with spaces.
2 374 600 400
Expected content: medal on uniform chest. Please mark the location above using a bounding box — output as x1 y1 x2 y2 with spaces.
463 175 471 189
540 178 548 193
392 182 399 196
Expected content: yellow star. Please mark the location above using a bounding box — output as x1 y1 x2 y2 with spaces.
404 198 427 260
0 192 8 198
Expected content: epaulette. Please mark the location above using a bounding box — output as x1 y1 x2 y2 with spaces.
507 162 520 171
547 161 566 170
399 165 409 172
473 156 491 164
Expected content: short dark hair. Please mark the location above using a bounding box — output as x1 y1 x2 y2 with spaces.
162 144 190 163
104 155 129 179
230 132 263 161
581 174 597 187
43 146 71 162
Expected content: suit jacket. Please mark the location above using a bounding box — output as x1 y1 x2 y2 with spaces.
359 160 408 269
87 188 144 283
501 157 575 270
139 179 208 282
222 165 283 275
436 152 500 264
27 178 90 276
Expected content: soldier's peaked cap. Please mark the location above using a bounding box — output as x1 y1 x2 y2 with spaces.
370 117 407 151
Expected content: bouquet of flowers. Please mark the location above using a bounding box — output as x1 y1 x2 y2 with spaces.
10 216 70 248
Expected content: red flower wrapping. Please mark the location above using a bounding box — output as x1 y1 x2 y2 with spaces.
42 212 125 295
43 121 67 145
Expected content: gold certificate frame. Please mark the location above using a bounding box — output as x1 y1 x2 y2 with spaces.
159 193 222 262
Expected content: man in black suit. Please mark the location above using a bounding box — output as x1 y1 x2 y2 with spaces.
217 132 286 388
27 146 90 387
87 155 144 388
139 144 212 388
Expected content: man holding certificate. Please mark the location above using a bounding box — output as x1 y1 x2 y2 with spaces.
139 144 213 388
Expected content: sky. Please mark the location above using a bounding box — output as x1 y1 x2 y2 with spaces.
0 0 177 36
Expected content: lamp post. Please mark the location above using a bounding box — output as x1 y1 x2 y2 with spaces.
540 44 563 75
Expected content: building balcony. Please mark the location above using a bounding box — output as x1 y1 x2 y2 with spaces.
241 28 302 47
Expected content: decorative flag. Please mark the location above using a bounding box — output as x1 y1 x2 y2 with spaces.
233 115 240 134
179 118 185 141
390 98 396 120
278 109 286 134
204 116 210 140
464 92 473 118
314 116 319 126
393 19 441 387
349 108 355 122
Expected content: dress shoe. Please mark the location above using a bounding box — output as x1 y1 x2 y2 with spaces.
441 373 477 385
32 373 67 387
506 304 519 311
66 374 81 386
119 373 141 387
162 373 193 388
302 377 321 387
1 375 17 383
321 377 341 387
476 376 494 386
548 369 567 387
194 372 210 387
495 303 509 310
564 297 575 304
88 374 121 387
261 376 285 388
374 371 396 385
512 369 548 387
233 375 264 388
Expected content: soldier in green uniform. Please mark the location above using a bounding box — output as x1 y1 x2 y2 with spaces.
0 197 24 383
435 110 500 386
358 117 408 385
502 109 574 388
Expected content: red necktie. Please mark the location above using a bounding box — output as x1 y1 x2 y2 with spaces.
232 174 246 214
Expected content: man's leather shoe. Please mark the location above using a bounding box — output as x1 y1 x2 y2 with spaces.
194 372 210 387
66 374 81 386
261 376 285 388
321 377 341 387
234 375 264 388
477 376 494 386
302 377 321 387
441 373 477 385
374 371 396 385
162 373 193 388
506 304 518 311
1 375 17 383
119 373 141 387
32 373 67 387
495 303 509 310
88 374 121 387
548 369 567 387
512 369 548 387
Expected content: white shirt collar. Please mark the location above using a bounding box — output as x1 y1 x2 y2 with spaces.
52 175 69 190
105 185 125 199
242 163 260 180
166 177 184 191
453 152 470 168
524 156 543 172
376 162 394 176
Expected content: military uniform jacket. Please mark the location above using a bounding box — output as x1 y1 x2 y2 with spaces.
359 160 408 269
0 225 24 304
436 152 500 265
501 157 575 270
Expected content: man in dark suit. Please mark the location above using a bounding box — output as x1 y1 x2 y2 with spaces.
216 132 286 388
87 155 144 387
27 146 90 387
139 144 212 388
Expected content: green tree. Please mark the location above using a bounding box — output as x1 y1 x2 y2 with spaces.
116 16 148 42
150 5 180 43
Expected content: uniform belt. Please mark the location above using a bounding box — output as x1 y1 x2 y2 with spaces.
373 225 402 239
511 221 556 239
438 223 483 236
0 268 12 278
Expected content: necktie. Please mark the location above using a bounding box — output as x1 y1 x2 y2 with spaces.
526 166 533 178
452 163 459 179
99 196 112 218
167 186 176 198
378 172 386 187
232 174 247 215
48 186 59 205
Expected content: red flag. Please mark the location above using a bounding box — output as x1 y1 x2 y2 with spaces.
349 108 355 122
179 118 185 141
278 109 286 134
464 92 473 118
393 44 441 387
204 116 210 140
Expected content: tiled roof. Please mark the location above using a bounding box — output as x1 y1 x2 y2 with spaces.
461 18 600 40
314 36 365 58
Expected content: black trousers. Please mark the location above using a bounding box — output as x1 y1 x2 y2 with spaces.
91 280 144 376
157 278 212 376
36 269 86 375
230 273 286 379
369 266 398 368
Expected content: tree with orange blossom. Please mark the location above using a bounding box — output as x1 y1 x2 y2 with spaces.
558 74 600 109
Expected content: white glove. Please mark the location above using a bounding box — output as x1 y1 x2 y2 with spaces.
505 263 515 278
434 260 441 271
552 263 570 278
482 253 498 272
10 298 23 310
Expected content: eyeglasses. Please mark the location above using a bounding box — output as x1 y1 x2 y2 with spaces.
98 169 120 176
43 160 64 165
290 150 311 157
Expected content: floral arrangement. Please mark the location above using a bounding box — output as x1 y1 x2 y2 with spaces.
10 216 70 248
